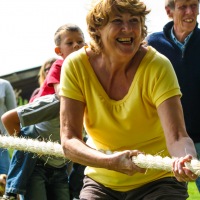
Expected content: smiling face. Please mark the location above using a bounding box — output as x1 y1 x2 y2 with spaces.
86 0 150 54
168 0 199 36
98 11 142 58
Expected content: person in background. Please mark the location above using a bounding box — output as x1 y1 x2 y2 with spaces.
1 94 69 200
59 0 197 199
146 0 200 192
30 58 57 99
0 79 17 197
30 23 85 102
1 23 85 200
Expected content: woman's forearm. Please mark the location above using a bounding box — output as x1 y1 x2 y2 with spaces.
167 136 197 158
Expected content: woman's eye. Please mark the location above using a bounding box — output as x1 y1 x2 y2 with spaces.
111 19 122 24
130 18 139 23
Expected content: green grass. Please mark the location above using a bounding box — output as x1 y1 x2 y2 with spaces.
8 148 14 158
188 182 199 199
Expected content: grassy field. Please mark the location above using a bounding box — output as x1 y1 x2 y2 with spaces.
188 182 199 199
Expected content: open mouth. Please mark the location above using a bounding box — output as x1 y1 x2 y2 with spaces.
184 18 194 23
116 37 133 44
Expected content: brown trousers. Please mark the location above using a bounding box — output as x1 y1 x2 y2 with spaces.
80 176 188 200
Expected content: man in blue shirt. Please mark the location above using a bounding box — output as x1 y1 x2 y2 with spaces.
147 0 200 192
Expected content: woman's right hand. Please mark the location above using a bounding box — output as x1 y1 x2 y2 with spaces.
106 150 146 175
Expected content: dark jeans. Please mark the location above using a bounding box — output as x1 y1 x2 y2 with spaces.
24 160 69 200
80 176 188 200
69 163 86 199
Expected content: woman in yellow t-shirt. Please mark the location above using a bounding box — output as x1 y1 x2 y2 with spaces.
59 0 197 199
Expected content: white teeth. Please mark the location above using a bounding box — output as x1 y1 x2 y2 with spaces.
117 38 132 43
118 38 131 42
184 19 193 22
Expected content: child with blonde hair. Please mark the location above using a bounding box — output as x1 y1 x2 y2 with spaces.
30 57 57 99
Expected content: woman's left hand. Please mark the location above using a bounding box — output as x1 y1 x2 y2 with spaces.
172 154 198 182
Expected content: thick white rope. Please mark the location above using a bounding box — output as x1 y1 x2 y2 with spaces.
132 153 200 176
0 135 64 158
1 135 200 176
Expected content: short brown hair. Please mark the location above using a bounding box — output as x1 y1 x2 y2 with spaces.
86 0 150 54
54 24 84 46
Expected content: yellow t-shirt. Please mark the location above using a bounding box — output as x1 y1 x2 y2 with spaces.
60 46 181 191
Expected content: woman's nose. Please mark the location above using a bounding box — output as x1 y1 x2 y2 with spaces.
122 22 133 33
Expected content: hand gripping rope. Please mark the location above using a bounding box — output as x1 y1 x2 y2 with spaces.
0 135 200 176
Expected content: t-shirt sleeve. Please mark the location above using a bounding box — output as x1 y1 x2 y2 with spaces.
147 54 181 108
17 94 60 127
60 56 85 102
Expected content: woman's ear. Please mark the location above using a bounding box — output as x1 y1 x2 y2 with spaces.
55 47 62 56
